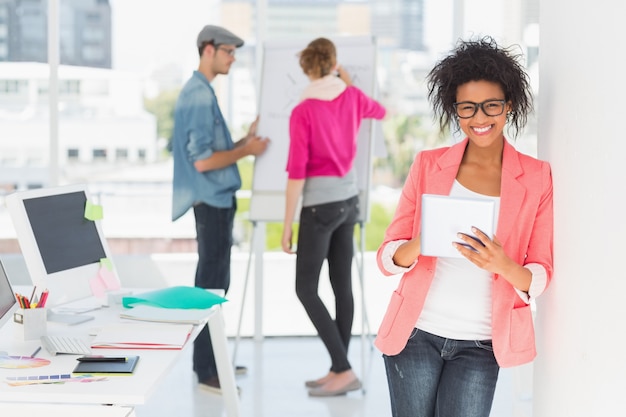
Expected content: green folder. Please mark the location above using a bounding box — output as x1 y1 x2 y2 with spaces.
122 286 227 309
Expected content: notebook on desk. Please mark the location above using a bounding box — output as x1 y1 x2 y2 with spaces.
420 194 495 258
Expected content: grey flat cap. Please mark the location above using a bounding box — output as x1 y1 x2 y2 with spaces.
197 25 244 48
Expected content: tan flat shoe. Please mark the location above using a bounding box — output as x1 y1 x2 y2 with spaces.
305 379 323 388
308 378 362 397
305 373 335 388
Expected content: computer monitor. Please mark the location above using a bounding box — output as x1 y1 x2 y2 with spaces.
0 259 18 331
5 184 120 322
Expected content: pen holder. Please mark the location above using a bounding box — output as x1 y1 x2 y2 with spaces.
13 308 47 341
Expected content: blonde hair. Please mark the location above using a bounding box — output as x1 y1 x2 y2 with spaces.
299 38 337 78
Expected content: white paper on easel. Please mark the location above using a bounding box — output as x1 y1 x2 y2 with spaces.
90 322 193 349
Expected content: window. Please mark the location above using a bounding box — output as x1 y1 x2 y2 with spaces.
116 148 128 161
82 46 105 61
60 80 80 95
92 149 107 161
26 157 45 166
67 148 79 161
1 157 17 166
83 28 104 42
0 80 28 94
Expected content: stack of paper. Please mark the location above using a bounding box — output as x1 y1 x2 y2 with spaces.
119 305 213 325
91 323 193 350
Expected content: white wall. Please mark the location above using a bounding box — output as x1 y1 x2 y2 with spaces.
534 1 626 415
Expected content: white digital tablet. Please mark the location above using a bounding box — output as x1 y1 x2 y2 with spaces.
420 194 496 258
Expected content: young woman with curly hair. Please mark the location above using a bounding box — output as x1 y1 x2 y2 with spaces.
376 36 553 417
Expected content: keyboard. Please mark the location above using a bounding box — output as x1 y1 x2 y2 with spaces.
41 335 92 355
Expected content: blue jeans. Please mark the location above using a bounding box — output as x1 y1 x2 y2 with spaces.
383 329 499 417
295 195 359 373
192 201 235 381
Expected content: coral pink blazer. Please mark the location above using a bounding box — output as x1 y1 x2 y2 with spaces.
375 138 553 368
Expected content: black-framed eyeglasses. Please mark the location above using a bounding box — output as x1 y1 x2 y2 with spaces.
216 46 236 57
453 100 506 119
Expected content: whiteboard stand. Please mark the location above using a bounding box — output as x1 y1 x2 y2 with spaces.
354 220 375 394
232 220 266 365
253 222 266 342
232 220 255 365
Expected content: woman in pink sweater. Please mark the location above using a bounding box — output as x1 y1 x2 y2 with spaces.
281 37 385 397
376 37 553 416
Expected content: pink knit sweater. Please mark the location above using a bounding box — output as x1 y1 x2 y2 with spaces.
286 85 386 179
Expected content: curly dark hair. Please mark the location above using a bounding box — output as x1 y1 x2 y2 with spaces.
426 36 533 138
299 38 337 79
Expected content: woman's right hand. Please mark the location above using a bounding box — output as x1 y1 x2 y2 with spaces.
336 64 352 85
281 225 296 254
392 236 421 267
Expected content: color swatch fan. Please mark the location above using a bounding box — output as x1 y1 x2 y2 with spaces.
0 355 50 369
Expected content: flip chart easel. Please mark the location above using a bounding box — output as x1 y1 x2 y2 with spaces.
249 35 379 223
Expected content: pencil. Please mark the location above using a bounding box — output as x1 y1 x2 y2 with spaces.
31 346 42 358
39 290 49 308
29 286 37 305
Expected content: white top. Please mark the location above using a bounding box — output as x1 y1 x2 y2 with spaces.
415 180 500 340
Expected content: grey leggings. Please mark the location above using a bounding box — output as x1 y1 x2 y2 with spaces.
295 195 359 373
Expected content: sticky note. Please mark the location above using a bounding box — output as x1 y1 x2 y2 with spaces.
99 267 121 290
84 201 103 221
89 275 107 298
100 258 113 271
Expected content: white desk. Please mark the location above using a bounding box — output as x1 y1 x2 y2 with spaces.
0 402 135 417
0 294 240 416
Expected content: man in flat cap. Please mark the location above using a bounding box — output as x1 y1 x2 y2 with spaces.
171 25 269 394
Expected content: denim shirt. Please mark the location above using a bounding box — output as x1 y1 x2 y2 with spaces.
171 71 241 221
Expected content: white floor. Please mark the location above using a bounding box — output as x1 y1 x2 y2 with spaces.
133 336 532 417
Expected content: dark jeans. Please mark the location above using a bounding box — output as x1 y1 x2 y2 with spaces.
383 329 500 417
295 195 359 373
192 201 235 382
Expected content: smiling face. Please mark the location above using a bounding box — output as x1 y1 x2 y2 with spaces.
455 80 511 149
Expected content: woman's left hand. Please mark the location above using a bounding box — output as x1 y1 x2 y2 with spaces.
453 227 513 275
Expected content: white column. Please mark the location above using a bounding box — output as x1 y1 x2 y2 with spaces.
534 1 626 416
253 0 269 342
48 0 59 186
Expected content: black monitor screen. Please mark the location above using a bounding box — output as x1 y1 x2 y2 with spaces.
23 192 107 274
